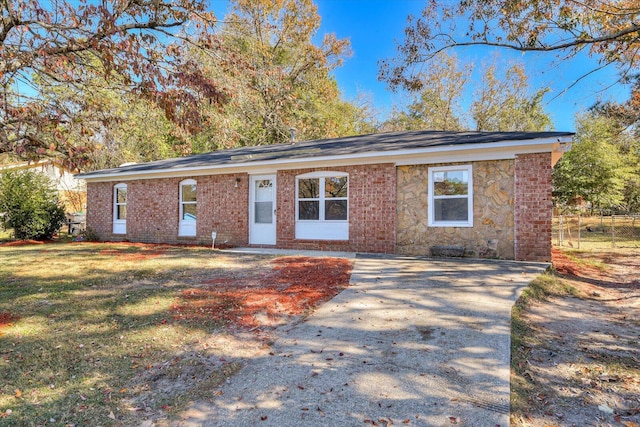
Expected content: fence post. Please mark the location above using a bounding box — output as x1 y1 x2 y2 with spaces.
612 215 616 248
559 215 563 247
578 215 581 250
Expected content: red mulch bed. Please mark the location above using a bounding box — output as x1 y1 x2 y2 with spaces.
171 256 353 329
0 240 47 246
552 248 603 278
0 312 19 330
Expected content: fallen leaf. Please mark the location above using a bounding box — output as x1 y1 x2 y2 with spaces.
108 411 116 420
623 422 640 427
14 389 21 398
449 416 459 424
403 420 410 424
598 404 614 414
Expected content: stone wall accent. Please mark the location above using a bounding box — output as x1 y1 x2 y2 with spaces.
514 152 553 261
85 174 249 246
276 163 396 253
396 160 515 259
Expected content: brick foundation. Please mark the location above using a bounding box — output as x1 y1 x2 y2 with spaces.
514 153 553 261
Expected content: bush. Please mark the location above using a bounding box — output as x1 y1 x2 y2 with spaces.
0 169 67 240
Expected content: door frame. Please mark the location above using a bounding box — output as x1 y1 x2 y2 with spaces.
248 174 277 245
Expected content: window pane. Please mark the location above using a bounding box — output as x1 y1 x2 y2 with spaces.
182 184 196 202
298 178 319 199
325 200 348 220
117 205 127 220
116 188 127 203
182 203 196 221
298 201 319 220
434 198 468 222
255 201 273 224
325 176 348 198
433 170 468 196
255 180 273 202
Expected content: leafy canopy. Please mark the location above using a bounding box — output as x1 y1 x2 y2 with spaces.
189 0 374 149
380 0 640 92
383 53 551 132
1 0 223 169
552 112 635 212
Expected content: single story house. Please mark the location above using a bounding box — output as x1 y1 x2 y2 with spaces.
76 130 573 261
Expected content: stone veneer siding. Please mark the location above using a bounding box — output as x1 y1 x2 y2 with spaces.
85 174 249 246
396 160 515 259
275 163 396 253
514 152 553 261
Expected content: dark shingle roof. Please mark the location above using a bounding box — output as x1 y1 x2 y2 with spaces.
77 129 573 179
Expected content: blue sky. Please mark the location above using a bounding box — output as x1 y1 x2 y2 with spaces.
211 0 631 132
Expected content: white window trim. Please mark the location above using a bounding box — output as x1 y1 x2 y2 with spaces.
113 183 127 234
295 171 349 240
428 164 473 227
179 179 197 237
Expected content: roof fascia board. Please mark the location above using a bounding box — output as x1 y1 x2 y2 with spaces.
79 137 570 182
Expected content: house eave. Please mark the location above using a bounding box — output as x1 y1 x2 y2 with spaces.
77 136 571 182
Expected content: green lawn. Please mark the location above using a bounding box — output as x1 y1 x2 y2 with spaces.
0 242 270 426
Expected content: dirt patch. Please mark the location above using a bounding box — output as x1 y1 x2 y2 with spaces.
97 245 168 261
512 249 640 426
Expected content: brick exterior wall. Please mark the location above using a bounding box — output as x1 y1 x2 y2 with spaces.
85 163 396 253
514 152 553 261
85 174 249 246
275 164 396 253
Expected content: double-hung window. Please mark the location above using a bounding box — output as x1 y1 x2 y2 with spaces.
179 179 197 236
428 165 473 227
113 183 127 234
296 172 348 240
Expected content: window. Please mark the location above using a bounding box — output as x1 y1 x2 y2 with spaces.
295 172 348 240
179 179 197 236
113 183 127 234
428 165 473 227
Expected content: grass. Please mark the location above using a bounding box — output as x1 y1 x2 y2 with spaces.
0 242 265 426
0 229 11 242
510 272 578 418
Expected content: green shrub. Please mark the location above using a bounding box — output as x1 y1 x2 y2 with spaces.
0 169 67 240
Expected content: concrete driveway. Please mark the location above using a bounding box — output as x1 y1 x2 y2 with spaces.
179 254 548 427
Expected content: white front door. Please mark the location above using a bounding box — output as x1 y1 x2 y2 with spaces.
249 174 277 245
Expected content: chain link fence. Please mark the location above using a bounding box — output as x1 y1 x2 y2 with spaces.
553 214 640 249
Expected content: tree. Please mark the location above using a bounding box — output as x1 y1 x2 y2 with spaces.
1 0 225 169
382 55 551 132
552 112 631 212
383 52 470 132
0 169 66 240
379 1 640 92
471 63 551 132
189 0 370 149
